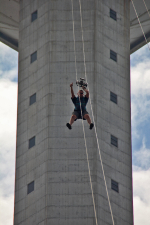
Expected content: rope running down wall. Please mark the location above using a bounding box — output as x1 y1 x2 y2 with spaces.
131 0 150 51
71 1 98 225
78 0 115 224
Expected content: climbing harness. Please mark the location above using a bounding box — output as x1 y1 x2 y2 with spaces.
71 1 115 225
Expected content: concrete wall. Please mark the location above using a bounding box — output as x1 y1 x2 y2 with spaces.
14 0 133 225
95 1 132 224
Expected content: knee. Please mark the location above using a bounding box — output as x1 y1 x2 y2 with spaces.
84 114 89 119
72 115 77 120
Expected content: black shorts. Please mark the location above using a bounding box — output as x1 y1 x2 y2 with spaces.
72 110 89 120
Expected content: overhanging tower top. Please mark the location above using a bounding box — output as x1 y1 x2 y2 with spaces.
130 0 150 53
0 0 150 53
0 0 19 51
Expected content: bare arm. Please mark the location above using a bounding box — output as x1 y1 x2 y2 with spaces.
70 83 75 98
82 86 89 98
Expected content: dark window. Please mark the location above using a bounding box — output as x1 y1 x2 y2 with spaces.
30 93 36 105
110 50 117 62
111 135 118 147
31 51 37 63
31 10 37 22
29 136 35 149
27 181 34 194
110 9 117 21
111 179 119 192
110 92 117 104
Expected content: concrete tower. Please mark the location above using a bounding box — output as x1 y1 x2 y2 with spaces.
13 0 133 224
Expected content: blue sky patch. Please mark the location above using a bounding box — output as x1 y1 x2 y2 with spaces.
130 44 150 67
0 42 18 82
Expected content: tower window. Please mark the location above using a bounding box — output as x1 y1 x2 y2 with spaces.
110 92 117 104
31 51 37 63
110 50 117 62
29 136 35 149
30 93 36 105
111 135 118 147
27 181 34 194
110 9 117 21
111 179 119 192
31 10 38 22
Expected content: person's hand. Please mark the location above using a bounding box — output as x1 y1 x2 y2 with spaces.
70 83 73 87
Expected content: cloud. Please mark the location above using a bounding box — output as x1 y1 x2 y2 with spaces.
0 42 11 54
0 79 17 224
132 136 150 224
0 68 18 81
0 195 14 225
133 137 150 170
133 168 150 225
131 45 150 225
131 50 150 146
133 195 150 225
131 59 150 119
131 60 150 96
0 42 18 81
130 44 150 67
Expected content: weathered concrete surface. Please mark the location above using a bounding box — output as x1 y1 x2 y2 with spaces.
14 0 133 225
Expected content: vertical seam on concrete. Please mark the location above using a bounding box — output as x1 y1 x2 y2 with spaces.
71 0 98 224
78 1 115 225
94 1 97 223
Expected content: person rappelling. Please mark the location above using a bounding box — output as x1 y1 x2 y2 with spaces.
66 78 94 130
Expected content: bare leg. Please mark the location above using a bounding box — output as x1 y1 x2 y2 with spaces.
84 114 94 130
70 115 77 125
83 114 92 125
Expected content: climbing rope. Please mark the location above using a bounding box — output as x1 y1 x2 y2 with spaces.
71 0 78 82
78 0 115 225
71 0 115 224
131 0 150 51
71 1 98 225
142 0 150 18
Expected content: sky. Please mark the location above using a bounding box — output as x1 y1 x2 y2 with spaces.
0 41 150 225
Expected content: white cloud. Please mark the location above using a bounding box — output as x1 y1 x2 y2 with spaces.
0 42 17 60
131 60 150 96
0 68 18 81
0 79 17 224
0 42 11 55
133 144 150 225
131 45 150 225
131 56 150 138
0 79 17 151
0 195 14 225
133 137 150 170
133 168 150 225
0 42 18 81
130 44 150 66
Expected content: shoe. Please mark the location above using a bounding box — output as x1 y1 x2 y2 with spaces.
89 123 94 130
66 123 72 130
